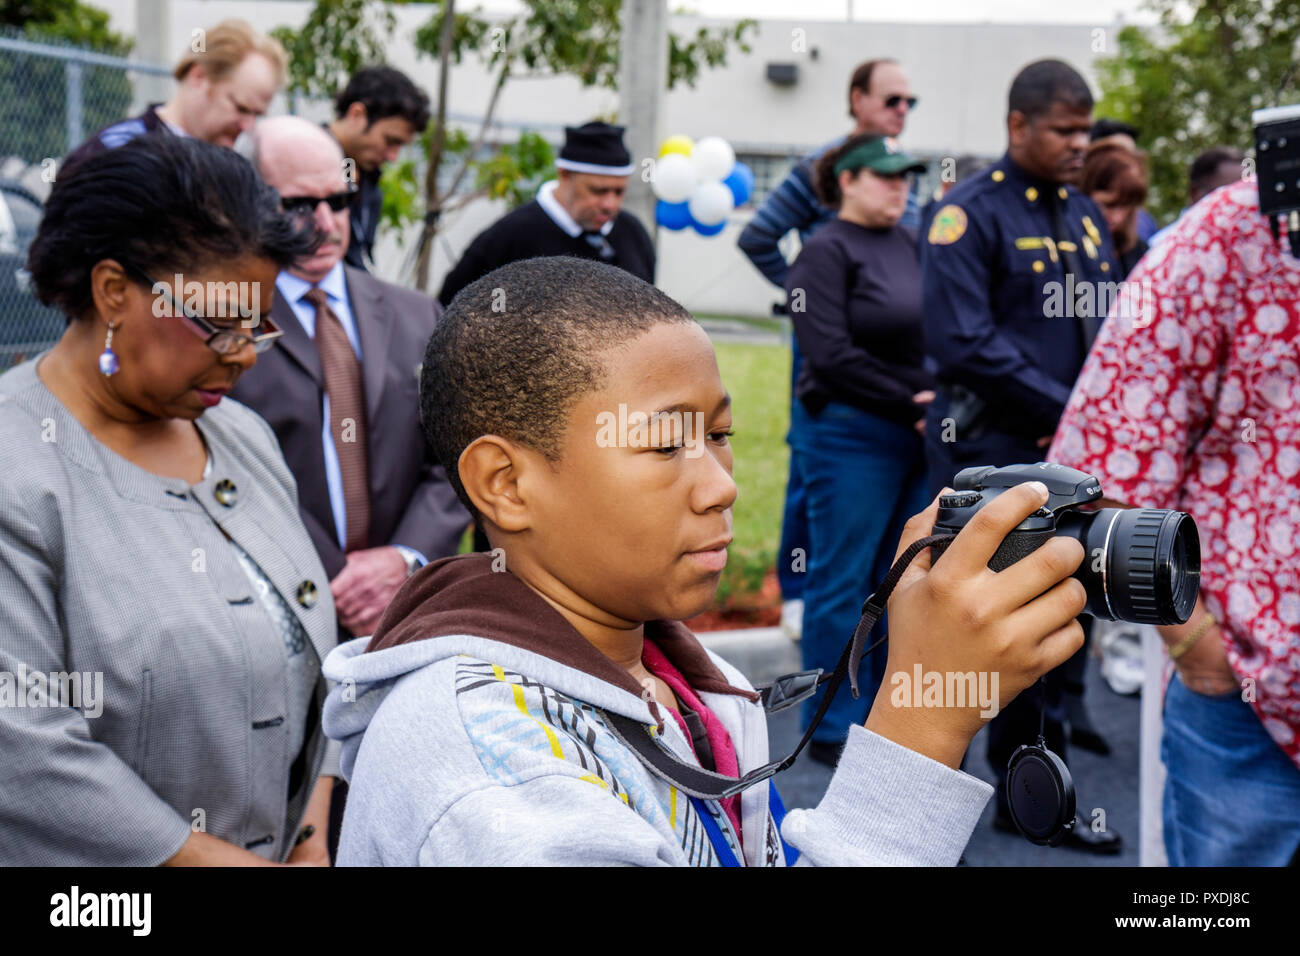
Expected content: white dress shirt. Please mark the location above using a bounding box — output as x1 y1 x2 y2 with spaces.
536 180 614 237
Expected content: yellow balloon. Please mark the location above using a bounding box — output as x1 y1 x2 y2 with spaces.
658 134 694 157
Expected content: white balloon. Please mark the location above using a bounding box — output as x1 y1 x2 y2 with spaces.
652 153 697 203
688 180 735 226
690 136 735 182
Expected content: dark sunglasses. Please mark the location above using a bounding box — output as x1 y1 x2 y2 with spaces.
885 95 919 111
280 185 357 216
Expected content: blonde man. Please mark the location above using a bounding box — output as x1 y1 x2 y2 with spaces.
64 19 286 168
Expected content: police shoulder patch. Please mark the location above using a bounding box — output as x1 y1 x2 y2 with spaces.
928 204 968 245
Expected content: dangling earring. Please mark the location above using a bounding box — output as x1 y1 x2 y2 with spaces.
98 324 120 377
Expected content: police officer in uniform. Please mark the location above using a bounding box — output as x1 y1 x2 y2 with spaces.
920 59 1122 854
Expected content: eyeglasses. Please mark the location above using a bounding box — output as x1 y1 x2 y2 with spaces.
885 95 919 111
279 185 358 216
127 265 283 355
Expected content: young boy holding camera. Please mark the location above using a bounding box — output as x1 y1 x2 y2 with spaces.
322 257 1087 865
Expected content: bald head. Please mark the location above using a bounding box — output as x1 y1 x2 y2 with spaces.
250 115 352 282
253 115 345 190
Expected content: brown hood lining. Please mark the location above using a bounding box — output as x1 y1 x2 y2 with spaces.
366 553 760 708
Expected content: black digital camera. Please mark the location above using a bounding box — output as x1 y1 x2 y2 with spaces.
931 463 1200 626
1255 103 1300 259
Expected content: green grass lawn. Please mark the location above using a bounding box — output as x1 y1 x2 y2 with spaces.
712 341 789 606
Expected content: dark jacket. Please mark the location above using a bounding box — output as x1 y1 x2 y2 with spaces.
62 103 172 172
438 199 655 307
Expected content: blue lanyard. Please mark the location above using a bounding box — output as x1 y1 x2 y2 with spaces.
688 780 800 867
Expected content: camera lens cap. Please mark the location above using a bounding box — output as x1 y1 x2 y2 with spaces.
1005 739 1075 846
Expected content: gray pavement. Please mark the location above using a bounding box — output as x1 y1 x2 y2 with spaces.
698 626 1141 865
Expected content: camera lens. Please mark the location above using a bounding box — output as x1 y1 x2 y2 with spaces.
1059 508 1200 625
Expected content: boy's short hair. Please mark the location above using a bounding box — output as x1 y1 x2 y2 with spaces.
421 257 696 514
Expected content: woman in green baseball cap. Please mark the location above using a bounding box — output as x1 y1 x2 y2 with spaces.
785 132 936 764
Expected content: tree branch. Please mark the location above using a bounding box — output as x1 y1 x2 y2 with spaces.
444 59 511 200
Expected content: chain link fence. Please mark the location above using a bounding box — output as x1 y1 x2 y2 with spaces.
0 31 170 371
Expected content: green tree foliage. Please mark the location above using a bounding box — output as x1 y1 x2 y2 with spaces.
0 0 133 163
270 0 401 101
1096 0 1300 222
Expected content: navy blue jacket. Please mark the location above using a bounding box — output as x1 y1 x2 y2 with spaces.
920 152 1119 447
62 103 172 172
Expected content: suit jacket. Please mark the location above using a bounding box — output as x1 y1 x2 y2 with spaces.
0 358 338 864
232 265 469 580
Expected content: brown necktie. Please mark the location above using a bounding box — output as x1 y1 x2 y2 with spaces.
304 287 371 552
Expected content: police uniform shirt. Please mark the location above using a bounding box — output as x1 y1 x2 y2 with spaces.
920 153 1120 441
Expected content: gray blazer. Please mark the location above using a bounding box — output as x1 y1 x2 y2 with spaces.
0 357 340 865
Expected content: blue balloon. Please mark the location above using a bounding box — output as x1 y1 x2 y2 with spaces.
723 161 755 206
656 199 692 231
691 216 726 237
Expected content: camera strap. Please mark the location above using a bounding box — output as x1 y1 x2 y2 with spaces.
601 532 956 802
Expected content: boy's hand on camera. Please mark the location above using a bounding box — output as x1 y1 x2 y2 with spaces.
864 481 1087 769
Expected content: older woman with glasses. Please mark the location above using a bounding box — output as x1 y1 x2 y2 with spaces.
0 134 340 865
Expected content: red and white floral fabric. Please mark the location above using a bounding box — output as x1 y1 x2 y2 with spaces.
1049 180 1300 768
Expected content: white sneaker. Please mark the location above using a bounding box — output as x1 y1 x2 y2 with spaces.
780 599 804 642
1097 621 1144 696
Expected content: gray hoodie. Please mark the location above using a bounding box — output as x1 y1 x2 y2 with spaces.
322 554 994 865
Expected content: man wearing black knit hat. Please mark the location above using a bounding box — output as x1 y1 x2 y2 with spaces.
437 121 656 306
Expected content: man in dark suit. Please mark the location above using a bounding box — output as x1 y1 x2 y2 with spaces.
233 116 469 639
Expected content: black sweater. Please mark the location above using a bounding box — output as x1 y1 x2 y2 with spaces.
438 200 656 306
785 218 933 424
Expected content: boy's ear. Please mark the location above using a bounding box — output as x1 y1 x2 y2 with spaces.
458 435 534 533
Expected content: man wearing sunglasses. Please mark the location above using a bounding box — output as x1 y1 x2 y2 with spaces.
737 58 923 649
232 116 469 651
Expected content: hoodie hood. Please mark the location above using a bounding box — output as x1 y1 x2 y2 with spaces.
322 553 758 780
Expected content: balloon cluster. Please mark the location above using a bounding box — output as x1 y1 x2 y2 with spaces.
652 135 754 237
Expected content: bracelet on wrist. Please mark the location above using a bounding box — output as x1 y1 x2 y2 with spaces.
1170 612 1216 661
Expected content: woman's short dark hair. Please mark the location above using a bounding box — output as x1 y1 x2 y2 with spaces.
28 135 317 322
1081 141 1149 207
812 133 878 208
